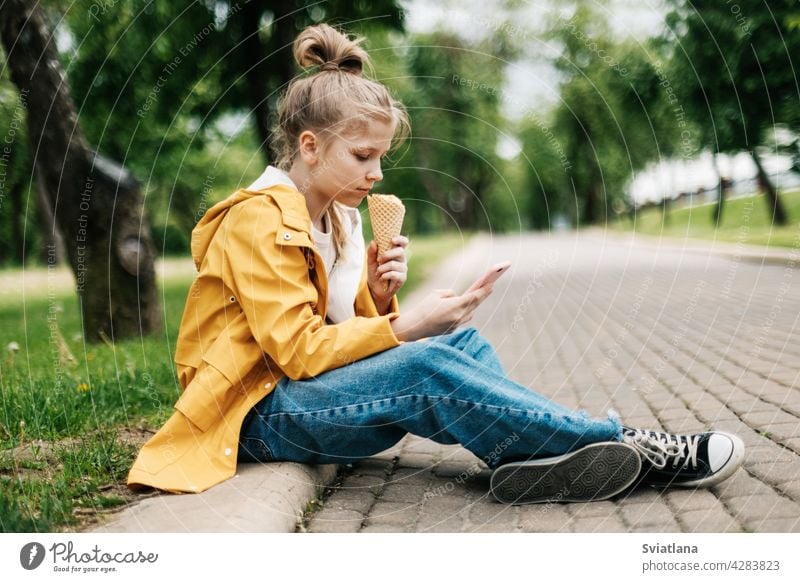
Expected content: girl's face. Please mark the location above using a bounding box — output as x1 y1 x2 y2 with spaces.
311 117 396 208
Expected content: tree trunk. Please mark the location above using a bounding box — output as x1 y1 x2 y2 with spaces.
712 153 725 227
236 0 296 163
751 149 788 226
0 0 161 342
239 0 272 158
35 168 66 265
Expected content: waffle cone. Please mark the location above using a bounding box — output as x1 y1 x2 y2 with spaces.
367 194 405 254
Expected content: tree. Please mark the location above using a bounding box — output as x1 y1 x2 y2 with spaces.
403 31 506 230
1 0 160 342
548 6 681 225
666 0 800 225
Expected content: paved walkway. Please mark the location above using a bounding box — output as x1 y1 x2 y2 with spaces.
303 230 800 533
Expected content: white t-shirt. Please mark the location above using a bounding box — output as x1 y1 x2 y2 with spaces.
247 166 363 323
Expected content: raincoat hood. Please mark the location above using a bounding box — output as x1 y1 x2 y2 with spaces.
190 167 305 270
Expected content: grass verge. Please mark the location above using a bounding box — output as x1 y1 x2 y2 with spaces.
609 189 800 249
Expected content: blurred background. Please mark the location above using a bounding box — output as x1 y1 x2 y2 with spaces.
3 0 799 267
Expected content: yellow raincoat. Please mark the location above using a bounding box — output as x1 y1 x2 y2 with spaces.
127 184 401 493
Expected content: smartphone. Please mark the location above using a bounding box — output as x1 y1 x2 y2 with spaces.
465 261 512 294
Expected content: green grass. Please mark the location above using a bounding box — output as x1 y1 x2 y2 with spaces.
0 232 471 532
609 189 800 249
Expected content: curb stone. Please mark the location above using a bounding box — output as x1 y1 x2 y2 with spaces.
92 463 338 533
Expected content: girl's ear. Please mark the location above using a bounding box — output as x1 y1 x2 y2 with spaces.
297 130 320 165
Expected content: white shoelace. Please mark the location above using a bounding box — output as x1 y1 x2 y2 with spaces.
623 428 700 470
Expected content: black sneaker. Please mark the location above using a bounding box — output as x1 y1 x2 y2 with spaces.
489 442 642 505
621 427 745 488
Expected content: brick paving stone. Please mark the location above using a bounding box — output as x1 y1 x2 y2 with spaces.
307 509 364 533
466 500 517 528
725 494 800 524
415 512 465 532
336 474 386 496
746 462 800 486
657 407 694 421
389 466 435 482
686 395 727 412
571 514 628 533
628 521 682 533
321 490 375 515
617 487 664 505
360 525 407 533
432 461 473 478
659 418 705 434
380 482 429 503
677 507 742 533
776 480 800 502
782 438 800 455
742 410 799 428
620 500 678 528
468 521 520 533
728 399 782 415
662 489 724 512
744 445 798 465
708 422 763 445
768 423 800 442
744 517 800 533
363 501 421 530
566 500 621 518
424 478 471 500
712 470 775 499
420 493 470 513
517 505 573 532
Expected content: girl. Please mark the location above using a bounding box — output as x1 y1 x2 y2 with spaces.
128 24 744 505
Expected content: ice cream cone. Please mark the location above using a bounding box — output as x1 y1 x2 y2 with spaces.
367 194 405 292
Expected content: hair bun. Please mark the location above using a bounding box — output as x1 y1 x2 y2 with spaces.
293 23 371 75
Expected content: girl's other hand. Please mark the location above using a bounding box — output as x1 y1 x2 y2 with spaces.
390 285 494 342
367 235 409 306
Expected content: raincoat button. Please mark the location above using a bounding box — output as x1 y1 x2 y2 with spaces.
224 448 232 456
283 232 292 241
264 382 272 389
229 296 236 303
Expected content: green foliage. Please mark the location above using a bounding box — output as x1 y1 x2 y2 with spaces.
392 31 508 231
524 4 686 226
665 0 800 151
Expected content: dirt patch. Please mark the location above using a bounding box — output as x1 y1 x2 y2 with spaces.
1 425 164 532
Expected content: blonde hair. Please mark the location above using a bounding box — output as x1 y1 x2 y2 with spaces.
272 23 410 263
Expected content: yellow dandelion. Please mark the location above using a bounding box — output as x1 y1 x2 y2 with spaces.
76 382 91 393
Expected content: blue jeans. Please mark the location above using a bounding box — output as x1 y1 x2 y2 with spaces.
238 327 623 469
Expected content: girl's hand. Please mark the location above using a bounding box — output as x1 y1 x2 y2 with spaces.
390 286 494 342
367 235 409 307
